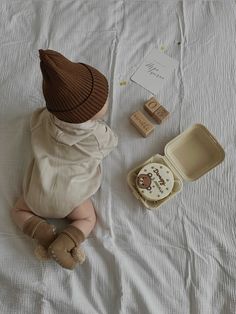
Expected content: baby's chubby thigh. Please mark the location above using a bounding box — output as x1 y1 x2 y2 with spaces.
11 196 36 230
66 199 96 238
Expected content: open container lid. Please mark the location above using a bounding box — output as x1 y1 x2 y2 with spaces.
164 124 225 181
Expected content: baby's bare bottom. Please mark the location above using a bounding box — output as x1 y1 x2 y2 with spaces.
11 197 96 238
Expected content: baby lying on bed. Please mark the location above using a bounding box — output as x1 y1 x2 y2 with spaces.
11 49 118 270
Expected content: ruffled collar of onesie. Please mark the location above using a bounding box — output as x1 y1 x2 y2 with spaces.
47 111 98 144
49 113 97 131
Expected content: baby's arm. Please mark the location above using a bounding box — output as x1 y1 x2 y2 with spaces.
95 121 118 158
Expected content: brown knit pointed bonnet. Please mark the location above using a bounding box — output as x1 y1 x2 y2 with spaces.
39 49 108 123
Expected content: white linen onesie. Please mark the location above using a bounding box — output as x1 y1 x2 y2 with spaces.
23 108 118 218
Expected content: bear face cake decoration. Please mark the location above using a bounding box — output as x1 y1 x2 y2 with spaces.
136 163 174 201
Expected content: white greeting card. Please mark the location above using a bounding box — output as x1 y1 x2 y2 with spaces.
131 48 178 95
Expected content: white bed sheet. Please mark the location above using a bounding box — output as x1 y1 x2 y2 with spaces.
1 1 236 313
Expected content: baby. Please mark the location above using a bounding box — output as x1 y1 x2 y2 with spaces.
11 49 118 270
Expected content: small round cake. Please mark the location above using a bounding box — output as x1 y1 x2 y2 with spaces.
136 163 174 201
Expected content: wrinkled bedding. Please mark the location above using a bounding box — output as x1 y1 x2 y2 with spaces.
0 1 236 313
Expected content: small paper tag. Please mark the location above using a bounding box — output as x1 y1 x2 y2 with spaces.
131 48 178 95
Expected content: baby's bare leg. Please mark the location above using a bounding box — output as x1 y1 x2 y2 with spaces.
66 199 96 238
11 196 57 249
11 196 35 231
48 199 96 269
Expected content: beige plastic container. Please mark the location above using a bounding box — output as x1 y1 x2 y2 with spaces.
127 124 225 209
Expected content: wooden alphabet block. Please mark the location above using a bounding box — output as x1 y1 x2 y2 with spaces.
152 106 169 124
144 97 161 115
144 98 169 124
130 111 154 137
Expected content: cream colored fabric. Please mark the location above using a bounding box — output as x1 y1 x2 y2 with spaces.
23 108 118 218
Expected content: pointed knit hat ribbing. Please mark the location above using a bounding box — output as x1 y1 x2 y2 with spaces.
39 49 108 123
